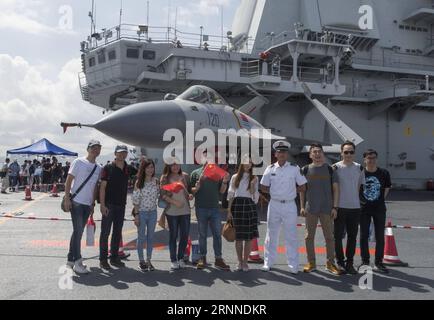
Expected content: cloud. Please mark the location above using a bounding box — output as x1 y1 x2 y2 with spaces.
0 0 76 35
0 54 121 158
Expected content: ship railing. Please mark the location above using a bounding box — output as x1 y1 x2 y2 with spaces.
341 77 429 98
240 60 261 77
78 72 90 102
84 23 253 53
240 60 333 84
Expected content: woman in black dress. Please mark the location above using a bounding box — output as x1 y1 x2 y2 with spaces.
227 157 259 272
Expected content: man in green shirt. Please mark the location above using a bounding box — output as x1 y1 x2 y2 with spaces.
191 151 231 270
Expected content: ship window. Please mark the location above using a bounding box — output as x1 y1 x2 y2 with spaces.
399 25 404 29
126 48 139 58
143 50 156 60
108 50 116 60
88 57 96 67
97 52 106 64
423 28 428 32
405 26 410 30
411 26 416 31
417 27 422 32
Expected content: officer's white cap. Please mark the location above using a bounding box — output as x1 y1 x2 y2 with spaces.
273 140 291 152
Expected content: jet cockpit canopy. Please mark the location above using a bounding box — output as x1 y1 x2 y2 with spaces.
177 85 228 105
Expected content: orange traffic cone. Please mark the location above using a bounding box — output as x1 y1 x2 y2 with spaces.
50 183 59 197
383 221 408 267
24 186 33 201
248 237 264 264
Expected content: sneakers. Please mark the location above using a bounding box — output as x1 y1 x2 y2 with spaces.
374 262 389 274
303 262 317 273
196 257 207 270
235 263 243 272
66 261 74 269
73 259 90 274
214 258 230 271
170 262 180 270
326 261 342 275
178 260 186 269
345 262 358 275
110 257 125 268
139 261 148 271
147 261 155 271
100 259 112 270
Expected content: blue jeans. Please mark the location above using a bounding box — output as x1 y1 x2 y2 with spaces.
136 210 157 261
166 214 191 262
196 207 222 259
68 201 91 262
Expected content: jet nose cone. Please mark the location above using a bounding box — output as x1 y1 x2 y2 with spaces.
94 101 186 148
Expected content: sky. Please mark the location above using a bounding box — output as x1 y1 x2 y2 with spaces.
0 0 239 161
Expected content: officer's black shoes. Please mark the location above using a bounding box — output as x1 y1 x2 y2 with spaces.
374 262 389 274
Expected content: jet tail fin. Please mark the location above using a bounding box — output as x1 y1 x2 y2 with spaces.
301 83 364 146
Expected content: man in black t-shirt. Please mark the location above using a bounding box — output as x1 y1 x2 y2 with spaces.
99 145 130 269
359 149 392 274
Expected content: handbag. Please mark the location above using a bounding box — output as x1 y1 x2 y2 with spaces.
158 210 168 229
61 164 97 213
222 218 236 242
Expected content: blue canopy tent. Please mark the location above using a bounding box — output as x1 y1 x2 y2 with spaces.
6 138 78 157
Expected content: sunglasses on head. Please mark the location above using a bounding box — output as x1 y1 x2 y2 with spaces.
343 150 355 155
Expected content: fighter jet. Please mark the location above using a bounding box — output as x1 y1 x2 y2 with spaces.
61 84 363 151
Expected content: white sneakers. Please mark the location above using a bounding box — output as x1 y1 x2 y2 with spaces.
178 260 186 269
170 262 180 270
73 259 90 274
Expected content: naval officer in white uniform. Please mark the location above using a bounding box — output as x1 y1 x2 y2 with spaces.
260 141 307 273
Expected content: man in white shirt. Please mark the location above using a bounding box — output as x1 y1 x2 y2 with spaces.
260 141 307 274
64 140 102 274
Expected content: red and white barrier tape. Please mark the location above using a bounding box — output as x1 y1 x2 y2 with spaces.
1 213 433 229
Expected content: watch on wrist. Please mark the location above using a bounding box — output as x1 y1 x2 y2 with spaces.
332 207 338 210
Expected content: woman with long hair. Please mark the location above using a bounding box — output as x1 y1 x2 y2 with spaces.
132 158 159 271
227 156 259 272
160 158 193 270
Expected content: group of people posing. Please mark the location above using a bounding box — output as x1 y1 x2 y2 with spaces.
62 138 391 277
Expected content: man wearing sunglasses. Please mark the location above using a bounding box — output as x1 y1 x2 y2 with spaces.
359 149 391 274
332 141 365 274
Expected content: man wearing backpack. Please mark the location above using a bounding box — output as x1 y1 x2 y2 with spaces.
99 145 130 270
299 143 342 275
